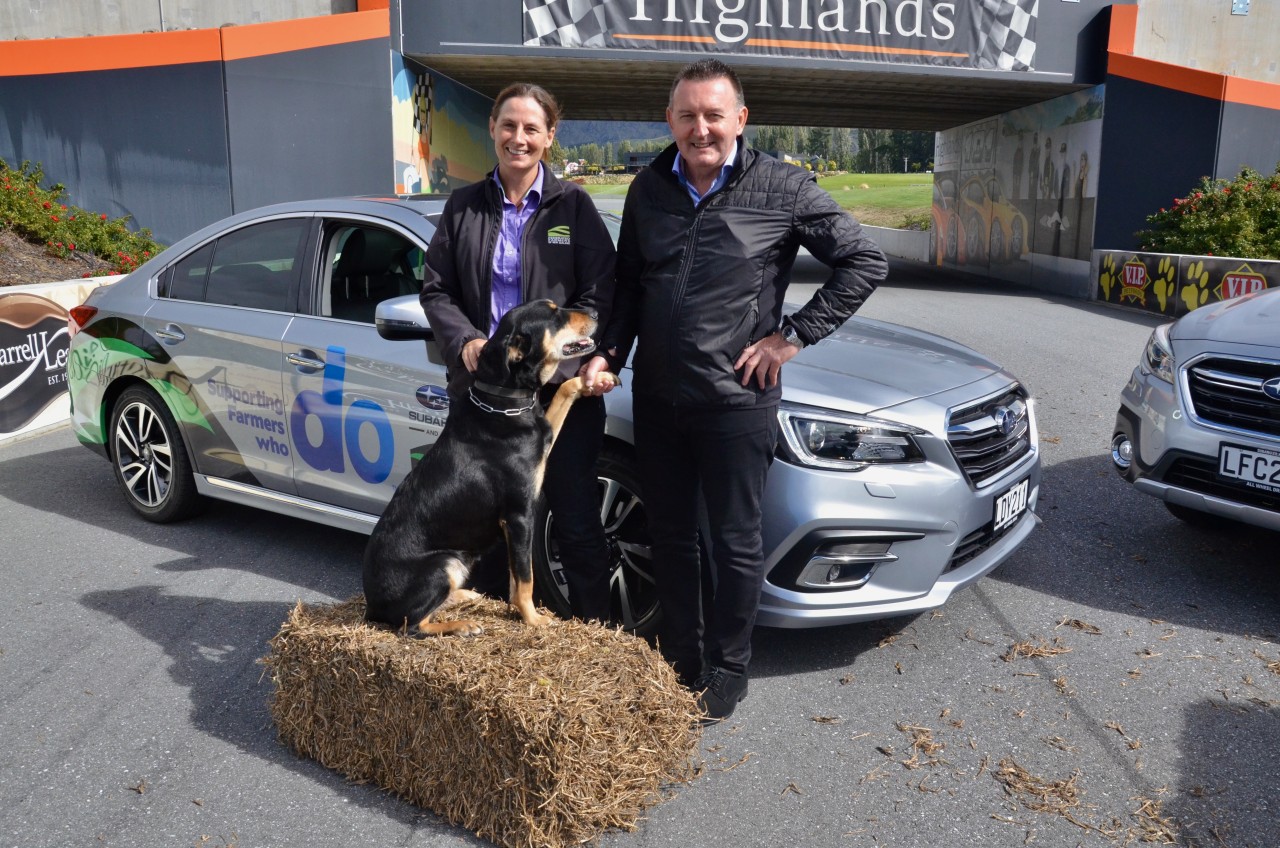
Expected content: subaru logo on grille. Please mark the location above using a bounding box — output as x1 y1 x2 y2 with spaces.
993 405 1018 436
1264 377 1280 402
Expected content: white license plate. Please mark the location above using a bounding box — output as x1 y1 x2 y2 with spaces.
993 477 1030 532
1217 443 1280 495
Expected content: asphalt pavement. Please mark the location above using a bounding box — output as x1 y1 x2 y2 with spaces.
1 263 1275 848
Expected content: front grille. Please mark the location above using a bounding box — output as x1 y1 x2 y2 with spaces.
946 517 1021 572
1186 356 1280 438
947 385 1033 487
1163 457 1280 513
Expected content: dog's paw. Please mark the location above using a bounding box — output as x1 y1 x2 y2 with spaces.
592 371 620 390
519 609 553 628
414 618 484 637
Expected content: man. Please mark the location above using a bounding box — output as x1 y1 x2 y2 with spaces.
581 59 887 721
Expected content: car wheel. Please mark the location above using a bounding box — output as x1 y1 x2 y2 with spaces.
1164 502 1237 530
533 445 661 638
965 217 984 263
990 220 1004 263
1011 218 1025 258
946 218 958 262
109 384 201 522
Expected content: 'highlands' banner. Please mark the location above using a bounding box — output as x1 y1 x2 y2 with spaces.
522 0 1039 71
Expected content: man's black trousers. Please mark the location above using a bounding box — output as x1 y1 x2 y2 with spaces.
633 400 779 685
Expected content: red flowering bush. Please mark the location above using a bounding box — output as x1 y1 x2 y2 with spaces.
1 158 164 274
1137 164 1280 259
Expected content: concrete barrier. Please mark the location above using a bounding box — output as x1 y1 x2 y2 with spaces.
863 225 931 263
1091 249 1276 317
0 276 124 444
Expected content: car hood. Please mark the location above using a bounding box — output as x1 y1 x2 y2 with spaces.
781 316 1005 415
1170 286 1280 348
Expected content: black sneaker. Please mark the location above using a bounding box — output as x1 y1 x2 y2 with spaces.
694 667 748 723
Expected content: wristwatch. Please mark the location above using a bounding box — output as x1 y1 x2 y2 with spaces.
780 322 805 349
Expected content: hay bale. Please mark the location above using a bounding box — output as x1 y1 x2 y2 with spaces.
262 596 702 848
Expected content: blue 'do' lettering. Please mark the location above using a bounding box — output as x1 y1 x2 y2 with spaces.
290 345 394 483
345 399 393 483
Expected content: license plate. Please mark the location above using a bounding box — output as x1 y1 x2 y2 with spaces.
1217 443 1280 495
993 477 1030 532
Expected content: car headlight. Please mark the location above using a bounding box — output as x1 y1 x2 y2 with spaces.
777 404 925 471
1142 324 1175 384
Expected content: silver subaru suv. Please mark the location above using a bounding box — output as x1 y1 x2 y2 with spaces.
1112 286 1280 532
66 196 1041 637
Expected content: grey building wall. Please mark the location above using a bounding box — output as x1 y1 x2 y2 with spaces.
1132 0 1280 85
225 39 394 212
1 1 356 40
1093 74 1223 252
0 62 233 245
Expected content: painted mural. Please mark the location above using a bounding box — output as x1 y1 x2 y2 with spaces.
391 57 495 194
1095 250 1275 317
933 86 1104 284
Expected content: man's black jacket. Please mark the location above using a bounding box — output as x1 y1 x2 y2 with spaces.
603 141 888 408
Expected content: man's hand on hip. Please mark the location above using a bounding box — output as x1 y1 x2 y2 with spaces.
735 332 802 389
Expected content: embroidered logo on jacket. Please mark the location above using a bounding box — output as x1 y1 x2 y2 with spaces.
546 225 571 245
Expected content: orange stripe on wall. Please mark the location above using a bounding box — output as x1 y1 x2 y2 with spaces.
357 0 390 9
1109 4 1138 56
0 29 222 76
221 10 389 61
1107 4 1280 111
1223 75 1280 112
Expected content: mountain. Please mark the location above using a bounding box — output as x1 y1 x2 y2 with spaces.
556 120 668 147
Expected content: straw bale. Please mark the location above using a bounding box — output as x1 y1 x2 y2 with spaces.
262 596 702 848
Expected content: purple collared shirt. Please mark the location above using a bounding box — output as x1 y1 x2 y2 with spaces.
489 164 544 333
673 140 738 205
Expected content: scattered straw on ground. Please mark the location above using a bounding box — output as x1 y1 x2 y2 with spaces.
1002 637 1074 663
262 596 702 848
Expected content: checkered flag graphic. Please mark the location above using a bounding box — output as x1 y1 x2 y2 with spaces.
977 0 1038 71
523 0 612 47
412 74 432 143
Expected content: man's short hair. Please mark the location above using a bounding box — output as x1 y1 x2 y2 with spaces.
669 58 745 109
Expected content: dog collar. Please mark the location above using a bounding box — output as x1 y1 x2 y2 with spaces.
472 380 536 400
469 386 536 416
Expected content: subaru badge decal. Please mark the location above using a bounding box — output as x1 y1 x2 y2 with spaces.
1263 376 1280 402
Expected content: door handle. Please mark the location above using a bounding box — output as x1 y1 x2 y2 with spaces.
286 351 326 371
154 324 186 343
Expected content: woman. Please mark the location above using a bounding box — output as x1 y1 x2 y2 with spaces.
419 82 617 623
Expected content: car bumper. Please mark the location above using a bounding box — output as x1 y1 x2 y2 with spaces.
1113 367 1280 532
755 445 1041 629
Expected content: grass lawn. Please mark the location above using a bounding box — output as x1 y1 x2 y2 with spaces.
582 172 932 228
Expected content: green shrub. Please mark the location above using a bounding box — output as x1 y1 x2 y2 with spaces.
898 212 932 231
1136 164 1280 259
1 159 165 275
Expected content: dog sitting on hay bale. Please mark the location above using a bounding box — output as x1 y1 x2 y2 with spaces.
263 595 702 848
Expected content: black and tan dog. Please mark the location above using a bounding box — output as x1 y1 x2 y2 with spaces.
362 299 617 637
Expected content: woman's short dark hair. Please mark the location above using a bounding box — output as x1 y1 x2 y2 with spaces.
490 82 563 131
669 59 744 109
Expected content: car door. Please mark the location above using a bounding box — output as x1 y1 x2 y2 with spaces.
282 216 449 515
142 214 313 494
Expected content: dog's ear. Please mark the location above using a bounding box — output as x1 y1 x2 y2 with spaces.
506 331 531 365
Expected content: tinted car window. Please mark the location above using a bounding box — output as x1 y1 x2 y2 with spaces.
197 218 308 311
323 224 422 323
165 242 214 301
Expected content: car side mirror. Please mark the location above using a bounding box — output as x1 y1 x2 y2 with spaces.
375 295 435 342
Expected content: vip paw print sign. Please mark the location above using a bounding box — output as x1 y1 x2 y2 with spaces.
1094 251 1275 316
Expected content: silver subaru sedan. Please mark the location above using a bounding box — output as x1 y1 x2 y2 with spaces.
67 196 1040 636
1111 285 1280 532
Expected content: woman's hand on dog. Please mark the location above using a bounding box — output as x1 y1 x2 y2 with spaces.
461 338 486 372
579 355 618 396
